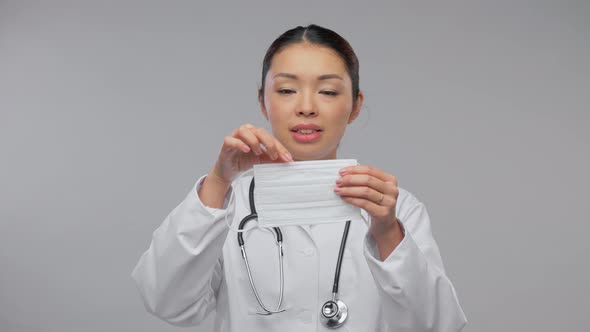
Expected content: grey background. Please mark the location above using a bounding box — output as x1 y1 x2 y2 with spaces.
1 1 588 331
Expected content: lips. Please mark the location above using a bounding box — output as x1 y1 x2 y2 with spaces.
290 123 323 133
290 124 323 143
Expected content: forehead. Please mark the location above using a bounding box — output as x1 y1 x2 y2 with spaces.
268 43 348 79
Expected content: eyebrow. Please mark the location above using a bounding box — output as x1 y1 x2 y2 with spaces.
273 73 344 81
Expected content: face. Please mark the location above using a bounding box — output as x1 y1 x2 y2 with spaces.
260 42 363 161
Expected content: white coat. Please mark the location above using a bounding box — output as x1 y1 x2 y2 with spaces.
132 174 467 331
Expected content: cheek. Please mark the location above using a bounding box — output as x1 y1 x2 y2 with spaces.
266 107 289 135
266 97 293 121
328 105 353 126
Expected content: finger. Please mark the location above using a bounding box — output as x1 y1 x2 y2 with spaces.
337 173 396 196
334 185 390 205
231 123 256 137
222 136 251 154
340 196 391 219
235 126 263 155
253 128 291 161
339 165 398 186
253 128 281 160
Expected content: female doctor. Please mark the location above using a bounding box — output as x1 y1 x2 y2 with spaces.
132 24 467 331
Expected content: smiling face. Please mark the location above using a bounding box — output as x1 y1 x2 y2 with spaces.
260 42 363 161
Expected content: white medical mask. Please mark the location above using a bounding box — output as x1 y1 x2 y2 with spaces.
252 159 362 228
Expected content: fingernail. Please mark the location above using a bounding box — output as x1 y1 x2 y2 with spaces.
283 153 293 162
339 168 347 175
335 178 342 185
334 187 341 193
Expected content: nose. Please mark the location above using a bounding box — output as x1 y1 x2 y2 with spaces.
298 109 317 117
297 91 318 117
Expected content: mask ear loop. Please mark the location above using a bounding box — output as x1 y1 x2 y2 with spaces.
222 167 277 250
224 168 255 233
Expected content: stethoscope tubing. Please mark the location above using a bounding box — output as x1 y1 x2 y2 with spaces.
238 178 285 314
240 243 285 314
237 177 350 326
332 219 351 296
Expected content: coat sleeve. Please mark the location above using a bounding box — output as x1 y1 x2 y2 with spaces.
363 191 468 332
131 175 233 327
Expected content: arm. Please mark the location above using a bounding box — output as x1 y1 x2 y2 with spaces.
363 196 468 332
131 124 290 326
131 175 233 326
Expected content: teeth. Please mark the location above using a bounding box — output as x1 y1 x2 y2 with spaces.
297 129 317 134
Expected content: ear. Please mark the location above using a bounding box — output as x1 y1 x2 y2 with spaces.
259 88 269 121
347 90 364 124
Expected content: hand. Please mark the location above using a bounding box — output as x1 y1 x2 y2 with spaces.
334 165 403 259
210 124 293 185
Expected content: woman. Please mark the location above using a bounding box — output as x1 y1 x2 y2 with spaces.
132 24 467 331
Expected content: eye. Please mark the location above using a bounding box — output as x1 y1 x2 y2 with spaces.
277 89 295 94
320 90 339 96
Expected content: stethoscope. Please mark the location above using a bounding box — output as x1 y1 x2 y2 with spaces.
237 178 351 329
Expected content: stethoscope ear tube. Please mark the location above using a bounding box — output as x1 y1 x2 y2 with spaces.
240 242 285 315
238 178 285 315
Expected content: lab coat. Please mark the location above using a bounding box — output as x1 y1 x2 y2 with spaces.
132 174 467 331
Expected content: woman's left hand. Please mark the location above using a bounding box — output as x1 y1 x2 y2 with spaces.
334 165 404 259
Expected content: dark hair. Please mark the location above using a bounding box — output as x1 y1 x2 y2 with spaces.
260 24 360 105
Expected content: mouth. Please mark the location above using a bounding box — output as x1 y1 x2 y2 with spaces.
290 125 323 143
291 128 323 134
290 123 323 134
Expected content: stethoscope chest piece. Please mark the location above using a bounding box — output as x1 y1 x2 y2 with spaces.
320 299 348 329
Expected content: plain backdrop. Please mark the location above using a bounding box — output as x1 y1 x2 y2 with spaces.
1 1 589 331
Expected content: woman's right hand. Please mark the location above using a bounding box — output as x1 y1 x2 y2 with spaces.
199 124 293 208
